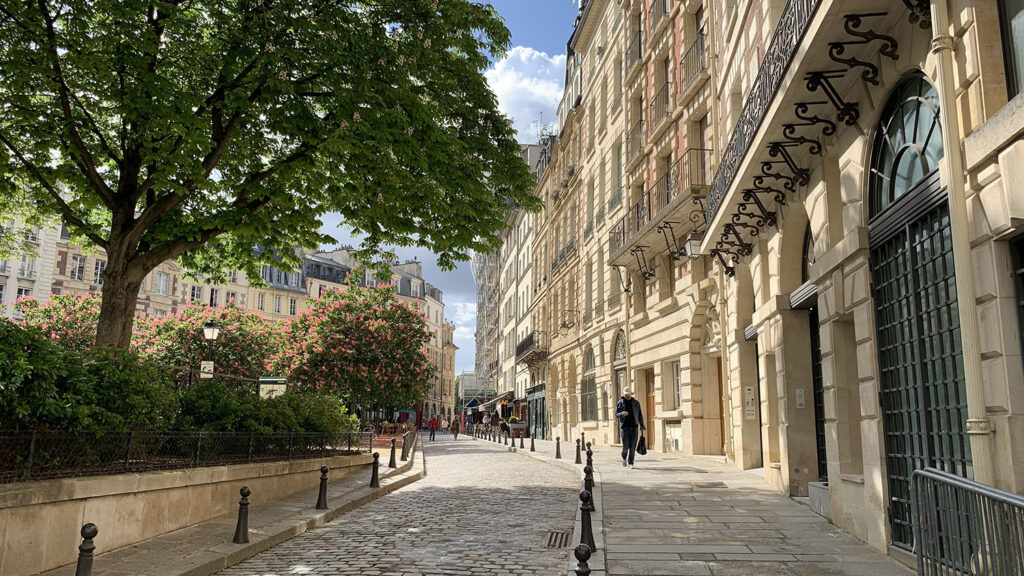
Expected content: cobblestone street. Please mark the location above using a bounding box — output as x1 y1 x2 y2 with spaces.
216 435 579 576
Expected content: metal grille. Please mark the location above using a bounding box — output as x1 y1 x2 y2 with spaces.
809 306 827 481
912 467 1024 575
547 530 571 548
871 201 971 549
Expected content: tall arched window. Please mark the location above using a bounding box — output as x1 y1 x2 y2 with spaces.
868 75 944 218
581 346 598 421
613 330 627 364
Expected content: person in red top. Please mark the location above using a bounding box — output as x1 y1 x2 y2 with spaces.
428 416 439 441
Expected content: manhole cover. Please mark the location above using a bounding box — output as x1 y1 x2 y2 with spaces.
546 530 571 548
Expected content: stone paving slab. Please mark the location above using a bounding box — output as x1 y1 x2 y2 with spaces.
517 437 914 576
39 441 424 576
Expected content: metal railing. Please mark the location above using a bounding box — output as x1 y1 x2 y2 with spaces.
651 81 673 130
626 29 642 72
681 147 713 194
680 29 708 97
627 118 645 165
609 178 623 210
515 331 549 361
912 467 1024 575
650 0 670 33
0 430 373 483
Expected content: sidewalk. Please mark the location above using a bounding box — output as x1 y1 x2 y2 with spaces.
41 439 425 576
509 434 914 576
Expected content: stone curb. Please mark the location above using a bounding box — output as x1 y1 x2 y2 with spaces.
39 436 426 576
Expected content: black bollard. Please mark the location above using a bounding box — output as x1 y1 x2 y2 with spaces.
580 490 596 553
316 465 329 509
575 438 582 464
503 432 508 445
574 543 592 576
586 443 593 469
530 434 536 452
584 465 593 495
556 437 562 459
581 430 586 448
75 523 98 576
369 453 381 488
401 434 410 461
389 437 397 468
232 486 250 544
519 433 524 449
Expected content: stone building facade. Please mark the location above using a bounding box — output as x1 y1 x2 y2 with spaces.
495 0 1024 561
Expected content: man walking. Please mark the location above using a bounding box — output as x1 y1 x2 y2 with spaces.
450 417 460 440
615 388 645 468
428 416 439 441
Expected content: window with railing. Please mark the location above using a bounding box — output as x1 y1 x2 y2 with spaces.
651 81 672 129
19 256 36 279
650 0 670 33
626 28 642 72
627 118 645 163
680 28 709 96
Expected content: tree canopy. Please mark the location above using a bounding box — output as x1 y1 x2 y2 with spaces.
0 0 538 347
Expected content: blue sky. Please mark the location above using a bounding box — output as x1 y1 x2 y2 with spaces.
318 1 576 375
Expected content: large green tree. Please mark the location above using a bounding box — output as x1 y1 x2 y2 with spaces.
0 0 537 348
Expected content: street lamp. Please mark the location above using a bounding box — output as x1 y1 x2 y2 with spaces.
203 319 221 341
200 319 220 379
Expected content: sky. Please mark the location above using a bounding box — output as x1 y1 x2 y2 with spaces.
318 1 577 376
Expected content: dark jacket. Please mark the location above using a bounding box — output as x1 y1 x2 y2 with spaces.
615 397 645 430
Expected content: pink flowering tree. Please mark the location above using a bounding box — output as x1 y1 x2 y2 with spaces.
14 293 101 351
133 303 279 380
271 284 435 410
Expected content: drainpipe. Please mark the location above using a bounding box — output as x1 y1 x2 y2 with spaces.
930 1 995 486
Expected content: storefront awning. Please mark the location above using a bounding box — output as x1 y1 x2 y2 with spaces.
477 391 513 411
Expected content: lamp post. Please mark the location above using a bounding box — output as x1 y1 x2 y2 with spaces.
200 319 221 379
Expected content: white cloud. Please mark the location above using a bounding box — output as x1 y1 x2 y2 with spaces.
485 46 565 142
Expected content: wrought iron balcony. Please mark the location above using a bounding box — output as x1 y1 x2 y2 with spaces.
651 81 673 133
516 331 549 365
650 0 670 34
627 118 645 166
626 29 642 73
680 29 709 100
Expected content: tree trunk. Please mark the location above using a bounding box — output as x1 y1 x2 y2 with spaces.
94 252 144 349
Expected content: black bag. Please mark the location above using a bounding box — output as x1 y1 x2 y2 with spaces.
636 433 647 456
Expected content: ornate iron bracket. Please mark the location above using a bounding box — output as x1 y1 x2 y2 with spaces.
740 190 779 227
745 182 787 206
805 70 859 126
729 214 763 238
828 13 898 86
757 161 798 192
656 222 687 261
710 248 736 277
689 196 709 235
902 0 931 29
630 247 657 281
767 142 811 184
614 265 632 294
716 224 753 257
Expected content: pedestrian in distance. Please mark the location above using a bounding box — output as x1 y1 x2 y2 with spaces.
615 387 646 468
450 418 460 440
428 416 439 441
442 417 449 434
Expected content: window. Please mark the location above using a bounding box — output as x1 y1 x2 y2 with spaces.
139 277 146 294
257 292 265 311
19 256 35 278
16 287 31 299
155 272 170 296
261 265 272 281
1013 237 1024 370
0 284 4 305
60 225 71 239
274 295 281 313
290 273 300 287
228 270 238 283
153 309 167 318
209 288 219 307
227 291 237 304
999 0 1024 98
670 360 681 410
93 260 106 284
582 347 598 421
289 298 297 315
0 259 7 274
70 255 86 281
190 285 202 302
25 227 39 242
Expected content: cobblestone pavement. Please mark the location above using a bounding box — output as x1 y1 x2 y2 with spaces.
217 435 579 576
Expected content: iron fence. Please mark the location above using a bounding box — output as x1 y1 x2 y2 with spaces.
0 430 374 483
680 28 708 97
651 81 673 130
911 467 1024 575
626 29 642 72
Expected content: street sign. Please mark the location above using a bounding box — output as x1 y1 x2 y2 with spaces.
200 361 214 379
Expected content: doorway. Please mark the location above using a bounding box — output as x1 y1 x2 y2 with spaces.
643 368 656 449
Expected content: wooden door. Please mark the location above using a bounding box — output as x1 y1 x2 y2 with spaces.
645 369 656 449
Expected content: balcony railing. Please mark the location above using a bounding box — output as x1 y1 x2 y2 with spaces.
627 118 645 165
651 81 672 131
650 0 670 34
610 148 713 255
680 29 708 97
550 236 578 273
515 331 550 364
626 29 642 73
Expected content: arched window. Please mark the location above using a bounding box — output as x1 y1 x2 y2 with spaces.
581 346 597 421
868 75 944 218
613 329 627 364
584 346 596 372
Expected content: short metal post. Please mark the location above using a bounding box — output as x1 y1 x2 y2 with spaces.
388 437 397 468
503 432 508 445
556 437 561 459
584 465 595 511
232 486 250 544
581 431 586 448
575 439 582 464
519 433 524 449
586 443 593 469
530 434 536 452
580 490 596 552
574 543 592 576
75 523 98 576
316 466 329 509
369 453 380 488
401 433 410 461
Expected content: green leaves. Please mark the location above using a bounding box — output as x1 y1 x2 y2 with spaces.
0 0 537 345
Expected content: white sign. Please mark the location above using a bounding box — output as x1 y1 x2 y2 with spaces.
795 388 806 409
200 361 214 379
744 386 757 420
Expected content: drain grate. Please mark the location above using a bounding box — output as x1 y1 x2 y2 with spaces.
546 530 571 548
693 481 727 488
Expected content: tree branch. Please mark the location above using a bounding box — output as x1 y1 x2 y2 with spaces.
68 90 121 165
0 131 108 249
36 0 117 208
131 228 223 273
